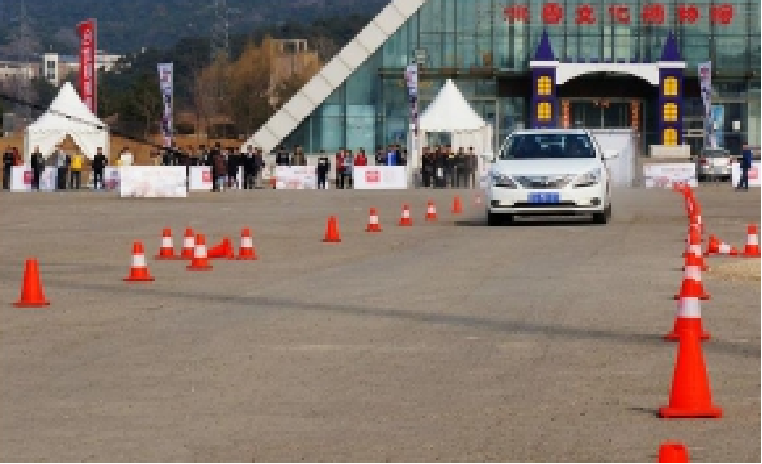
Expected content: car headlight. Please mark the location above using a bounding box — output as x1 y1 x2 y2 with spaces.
491 173 518 188
573 168 602 188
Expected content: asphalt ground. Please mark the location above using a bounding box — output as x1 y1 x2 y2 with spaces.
0 186 759 462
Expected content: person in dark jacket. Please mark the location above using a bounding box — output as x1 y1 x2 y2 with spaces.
30 145 43 190
2 147 14 190
737 145 754 190
91 146 107 190
317 150 331 189
242 145 256 190
210 143 223 191
226 147 239 189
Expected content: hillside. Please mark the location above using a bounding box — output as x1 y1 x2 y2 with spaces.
2 0 388 54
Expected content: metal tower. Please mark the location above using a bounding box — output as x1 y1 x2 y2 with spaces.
209 0 231 112
10 0 37 125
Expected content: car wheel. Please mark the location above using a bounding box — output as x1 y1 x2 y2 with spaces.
592 205 611 225
487 210 500 226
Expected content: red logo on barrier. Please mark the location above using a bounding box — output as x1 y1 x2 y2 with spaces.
677 4 700 24
202 170 212 183
576 4 597 24
710 4 733 24
749 167 759 180
504 5 530 23
365 170 380 183
23 170 32 184
608 4 630 24
542 3 563 24
641 4 665 24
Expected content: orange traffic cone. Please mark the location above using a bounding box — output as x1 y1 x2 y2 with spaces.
323 217 342 243
181 228 195 259
689 204 703 233
665 289 711 342
658 442 690 462
742 224 760 257
187 234 213 270
674 254 710 301
659 327 722 418
208 237 235 259
236 228 257 260
399 204 413 226
14 258 50 308
124 241 155 282
452 195 463 215
155 228 177 260
705 234 739 256
366 208 382 232
425 200 438 221
682 228 708 272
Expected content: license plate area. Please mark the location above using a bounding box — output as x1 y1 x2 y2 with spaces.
527 192 560 204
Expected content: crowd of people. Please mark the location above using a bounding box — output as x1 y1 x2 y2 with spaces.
2 141 483 191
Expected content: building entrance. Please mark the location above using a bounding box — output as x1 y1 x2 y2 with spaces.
566 98 640 130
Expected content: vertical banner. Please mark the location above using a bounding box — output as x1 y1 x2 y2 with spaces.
698 62 715 149
76 19 96 114
405 64 419 135
157 63 174 148
404 63 419 184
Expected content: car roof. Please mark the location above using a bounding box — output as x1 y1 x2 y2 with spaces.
510 129 591 135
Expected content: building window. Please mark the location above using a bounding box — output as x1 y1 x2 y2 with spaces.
663 103 678 122
537 76 552 96
663 76 678 96
663 128 678 146
537 102 552 121
46 60 56 70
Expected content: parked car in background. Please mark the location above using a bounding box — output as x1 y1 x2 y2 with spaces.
695 147 733 182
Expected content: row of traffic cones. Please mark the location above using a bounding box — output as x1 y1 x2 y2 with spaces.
323 195 474 243
13 227 260 306
660 184 722 420
704 225 760 257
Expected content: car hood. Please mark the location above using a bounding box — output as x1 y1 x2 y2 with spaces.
491 159 601 176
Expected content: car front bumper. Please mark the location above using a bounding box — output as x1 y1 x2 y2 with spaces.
487 185 607 215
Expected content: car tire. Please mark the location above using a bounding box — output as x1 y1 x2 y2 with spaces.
487 210 500 226
592 205 611 225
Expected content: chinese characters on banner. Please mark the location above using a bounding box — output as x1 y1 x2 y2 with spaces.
75 19 96 114
157 63 174 148
503 3 734 25
405 64 419 136
698 62 716 149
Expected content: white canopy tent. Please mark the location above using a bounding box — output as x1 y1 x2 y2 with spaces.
24 81 109 162
419 79 494 157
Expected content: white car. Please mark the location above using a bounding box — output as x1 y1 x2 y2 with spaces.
486 129 613 225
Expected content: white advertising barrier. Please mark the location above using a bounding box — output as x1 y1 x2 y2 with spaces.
275 166 317 190
120 167 187 198
643 163 697 189
731 161 761 188
190 166 213 191
353 166 408 189
39 167 57 191
104 167 121 191
10 166 32 192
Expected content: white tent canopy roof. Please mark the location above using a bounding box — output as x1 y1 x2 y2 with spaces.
419 79 487 133
25 81 108 160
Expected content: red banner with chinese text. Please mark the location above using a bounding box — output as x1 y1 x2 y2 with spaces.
76 19 96 114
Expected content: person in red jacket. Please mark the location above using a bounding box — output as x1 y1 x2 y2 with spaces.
335 150 346 189
354 149 367 167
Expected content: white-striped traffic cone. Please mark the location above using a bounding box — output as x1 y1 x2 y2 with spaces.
124 241 155 282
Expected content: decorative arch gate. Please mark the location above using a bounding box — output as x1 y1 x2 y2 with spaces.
529 29 685 147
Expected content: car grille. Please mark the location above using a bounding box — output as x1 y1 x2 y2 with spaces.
514 176 571 189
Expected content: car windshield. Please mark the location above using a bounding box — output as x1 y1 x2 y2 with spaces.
500 133 596 160
701 149 729 158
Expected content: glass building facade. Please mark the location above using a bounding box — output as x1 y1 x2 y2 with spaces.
279 0 760 155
